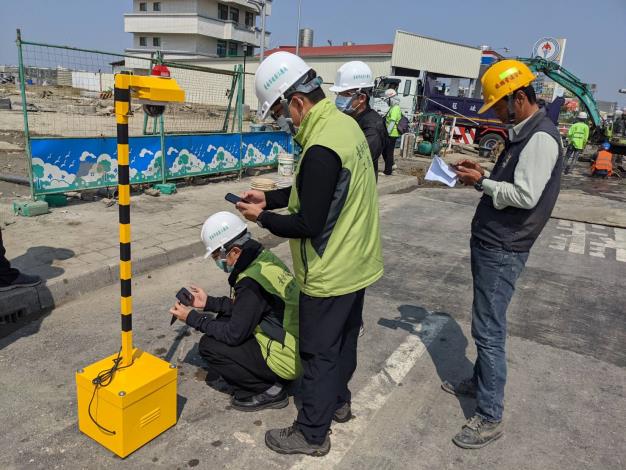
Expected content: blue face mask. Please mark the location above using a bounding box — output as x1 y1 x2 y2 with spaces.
335 95 356 114
214 258 234 273
214 248 234 273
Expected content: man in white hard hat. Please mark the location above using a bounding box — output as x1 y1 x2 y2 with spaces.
564 111 590 174
236 51 383 456
169 211 301 412
330 61 387 180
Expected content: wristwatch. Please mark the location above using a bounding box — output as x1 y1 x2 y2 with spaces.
256 211 265 228
474 176 486 192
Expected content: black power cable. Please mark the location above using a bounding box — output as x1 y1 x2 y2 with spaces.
87 348 134 435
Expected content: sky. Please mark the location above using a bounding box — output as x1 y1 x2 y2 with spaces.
1 0 624 106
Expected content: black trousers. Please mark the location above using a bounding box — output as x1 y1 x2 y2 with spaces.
0 228 19 286
198 333 280 399
383 137 397 175
296 288 365 444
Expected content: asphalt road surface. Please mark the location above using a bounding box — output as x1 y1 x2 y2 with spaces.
1 186 624 470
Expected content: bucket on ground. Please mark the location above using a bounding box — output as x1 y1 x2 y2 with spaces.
277 154 294 177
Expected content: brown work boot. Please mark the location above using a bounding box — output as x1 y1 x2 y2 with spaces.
265 423 330 456
333 402 352 423
452 415 504 449
441 377 477 398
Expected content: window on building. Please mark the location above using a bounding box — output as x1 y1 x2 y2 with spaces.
139 2 147 11
228 42 239 57
153 2 161 11
218 3 228 20
217 40 227 57
246 46 254 57
229 7 239 23
153 37 161 47
403 79 412 97
139 36 147 47
245 11 255 28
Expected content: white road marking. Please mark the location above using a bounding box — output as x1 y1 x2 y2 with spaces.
290 313 450 470
549 221 626 262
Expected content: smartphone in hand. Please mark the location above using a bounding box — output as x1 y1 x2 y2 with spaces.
225 193 242 204
171 287 194 325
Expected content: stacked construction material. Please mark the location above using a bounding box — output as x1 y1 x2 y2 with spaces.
250 177 277 191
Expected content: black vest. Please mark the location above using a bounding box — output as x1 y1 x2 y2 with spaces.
472 109 562 252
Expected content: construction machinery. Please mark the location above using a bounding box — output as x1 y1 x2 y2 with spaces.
372 56 610 156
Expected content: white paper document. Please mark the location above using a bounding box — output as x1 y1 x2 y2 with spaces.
425 155 457 187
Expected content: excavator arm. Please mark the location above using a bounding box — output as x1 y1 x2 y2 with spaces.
518 57 602 129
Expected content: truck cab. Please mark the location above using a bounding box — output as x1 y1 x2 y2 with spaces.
371 76 420 117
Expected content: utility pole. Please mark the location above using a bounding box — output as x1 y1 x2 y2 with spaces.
296 0 302 56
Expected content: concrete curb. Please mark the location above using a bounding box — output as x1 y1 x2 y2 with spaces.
0 176 418 322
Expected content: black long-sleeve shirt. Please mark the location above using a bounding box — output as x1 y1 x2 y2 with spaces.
185 241 273 346
355 106 388 163
257 145 341 239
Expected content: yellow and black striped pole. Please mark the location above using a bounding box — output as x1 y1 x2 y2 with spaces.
114 73 133 367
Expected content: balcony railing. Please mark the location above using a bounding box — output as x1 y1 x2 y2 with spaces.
124 13 269 47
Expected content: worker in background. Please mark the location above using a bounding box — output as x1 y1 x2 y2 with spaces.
564 112 590 174
590 142 613 178
236 51 383 456
0 228 41 292
169 211 301 412
383 88 402 176
451 60 562 449
330 61 388 180
613 109 624 136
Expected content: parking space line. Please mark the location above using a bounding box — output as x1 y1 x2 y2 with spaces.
290 313 450 470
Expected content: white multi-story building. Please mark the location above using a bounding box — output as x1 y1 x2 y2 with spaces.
124 0 271 62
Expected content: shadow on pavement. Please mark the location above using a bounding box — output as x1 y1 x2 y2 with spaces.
1 246 75 346
10 246 75 281
378 304 475 419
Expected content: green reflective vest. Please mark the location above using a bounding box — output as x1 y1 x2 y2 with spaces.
288 98 384 297
237 249 301 380
568 121 589 150
386 104 402 137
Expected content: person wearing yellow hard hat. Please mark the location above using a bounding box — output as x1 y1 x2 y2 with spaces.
445 60 562 449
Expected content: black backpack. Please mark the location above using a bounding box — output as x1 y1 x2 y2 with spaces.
385 107 410 135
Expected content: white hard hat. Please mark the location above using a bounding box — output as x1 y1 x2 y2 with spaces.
254 51 312 119
578 111 588 120
385 89 398 99
200 211 248 258
329 61 374 93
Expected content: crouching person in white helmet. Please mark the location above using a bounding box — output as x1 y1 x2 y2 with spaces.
330 61 388 180
169 211 301 412
237 51 383 456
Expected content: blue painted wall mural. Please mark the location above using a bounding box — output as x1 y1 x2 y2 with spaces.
29 131 292 195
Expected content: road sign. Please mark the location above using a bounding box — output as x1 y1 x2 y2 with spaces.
532 37 561 62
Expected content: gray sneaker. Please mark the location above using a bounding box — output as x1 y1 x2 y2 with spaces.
333 402 352 423
265 424 330 456
452 415 503 449
441 377 477 398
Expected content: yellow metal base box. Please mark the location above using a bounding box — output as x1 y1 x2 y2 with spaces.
75 349 177 458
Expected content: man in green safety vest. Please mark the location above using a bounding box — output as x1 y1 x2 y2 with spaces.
383 88 403 175
564 111 590 174
170 211 301 412
237 51 384 456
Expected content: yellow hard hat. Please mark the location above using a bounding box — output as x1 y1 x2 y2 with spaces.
478 59 536 114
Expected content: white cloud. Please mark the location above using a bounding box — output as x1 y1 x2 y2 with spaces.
139 148 154 159
167 146 178 155
80 153 117 184
32 157 76 189
142 151 163 178
79 151 97 162
170 149 206 175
